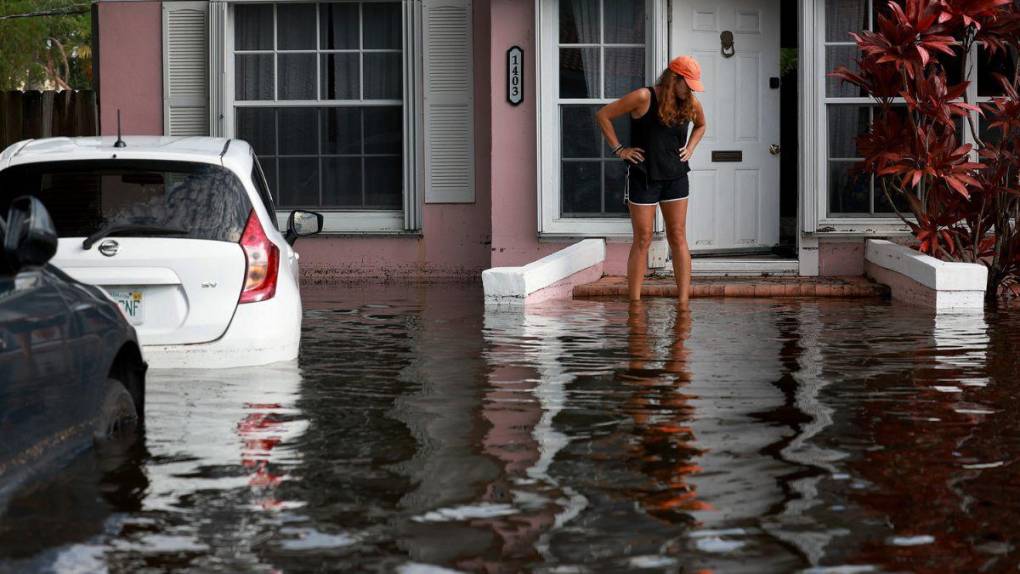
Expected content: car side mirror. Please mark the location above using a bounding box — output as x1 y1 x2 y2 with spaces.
285 210 324 246
4 196 58 271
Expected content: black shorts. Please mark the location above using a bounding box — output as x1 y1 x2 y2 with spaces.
625 165 690 205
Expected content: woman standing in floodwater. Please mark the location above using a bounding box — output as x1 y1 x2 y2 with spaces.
596 56 707 304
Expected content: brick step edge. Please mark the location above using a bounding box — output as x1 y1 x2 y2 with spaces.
574 281 891 299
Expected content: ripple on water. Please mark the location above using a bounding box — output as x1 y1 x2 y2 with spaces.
2 285 1020 573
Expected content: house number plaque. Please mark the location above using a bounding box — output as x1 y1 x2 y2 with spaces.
507 46 523 106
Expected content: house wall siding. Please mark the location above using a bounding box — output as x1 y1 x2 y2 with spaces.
97 1 163 136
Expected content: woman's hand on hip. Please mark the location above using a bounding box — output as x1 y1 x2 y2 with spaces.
677 146 694 162
618 147 645 164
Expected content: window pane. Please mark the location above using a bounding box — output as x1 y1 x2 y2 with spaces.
561 105 600 158
603 112 631 157
364 107 403 154
560 0 599 44
320 3 359 50
322 108 362 155
828 105 869 158
236 107 276 156
321 54 360 100
605 48 645 98
235 54 274 100
261 157 278 197
279 54 317 100
364 53 402 99
235 4 273 50
364 3 402 50
978 45 1018 97
604 160 628 214
980 116 1003 146
279 108 319 156
934 48 963 86
829 161 870 214
826 46 864 97
278 3 317 50
562 161 602 214
826 0 868 42
560 48 600 98
251 162 278 224
278 158 320 207
604 0 644 44
322 157 363 207
365 157 403 208
875 176 911 214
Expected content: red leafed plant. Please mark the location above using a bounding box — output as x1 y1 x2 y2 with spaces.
831 0 1020 302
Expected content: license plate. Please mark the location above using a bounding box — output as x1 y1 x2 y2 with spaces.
109 289 144 325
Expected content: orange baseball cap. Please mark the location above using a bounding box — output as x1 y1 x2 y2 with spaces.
669 55 704 92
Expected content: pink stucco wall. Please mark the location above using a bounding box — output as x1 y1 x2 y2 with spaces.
97 1 162 136
487 0 630 276
297 0 493 280
819 240 865 277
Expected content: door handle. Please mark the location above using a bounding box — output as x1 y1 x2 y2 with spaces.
769 144 781 155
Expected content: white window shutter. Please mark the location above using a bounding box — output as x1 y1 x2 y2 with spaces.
422 0 474 203
162 2 209 136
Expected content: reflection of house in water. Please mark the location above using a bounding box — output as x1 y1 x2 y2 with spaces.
438 309 595 570
473 300 813 569
136 363 307 568
838 311 1007 572
762 306 1016 572
681 302 792 529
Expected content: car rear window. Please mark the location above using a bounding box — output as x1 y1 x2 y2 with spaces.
0 160 252 242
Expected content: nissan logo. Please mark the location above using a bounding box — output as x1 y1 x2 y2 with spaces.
98 239 120 257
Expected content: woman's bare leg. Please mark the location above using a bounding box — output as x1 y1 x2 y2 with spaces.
660 198 691 306
628 202 657 301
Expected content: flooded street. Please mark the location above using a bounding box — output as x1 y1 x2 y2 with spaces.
2 284 1019 573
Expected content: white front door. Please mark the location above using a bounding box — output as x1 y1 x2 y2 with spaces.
672 0 781 253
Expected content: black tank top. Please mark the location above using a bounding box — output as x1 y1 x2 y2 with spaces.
631 86 691 181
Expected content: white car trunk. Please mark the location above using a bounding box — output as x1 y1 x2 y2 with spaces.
54 238 246 345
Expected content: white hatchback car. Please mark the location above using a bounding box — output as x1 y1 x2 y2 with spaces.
0 136 322 369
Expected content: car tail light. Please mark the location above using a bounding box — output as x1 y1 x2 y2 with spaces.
239 209 279 304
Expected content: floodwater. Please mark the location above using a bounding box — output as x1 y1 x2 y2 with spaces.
1 284 1019 573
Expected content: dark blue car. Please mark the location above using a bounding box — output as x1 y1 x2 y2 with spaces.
0 196 146 504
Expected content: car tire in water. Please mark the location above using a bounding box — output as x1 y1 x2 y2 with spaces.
94 379 139 440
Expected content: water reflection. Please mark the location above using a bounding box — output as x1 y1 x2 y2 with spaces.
3 286 1020 572
622 301 706 519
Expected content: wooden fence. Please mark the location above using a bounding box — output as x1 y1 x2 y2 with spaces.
0 90 98 150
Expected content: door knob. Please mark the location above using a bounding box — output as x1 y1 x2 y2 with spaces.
769 144 781 155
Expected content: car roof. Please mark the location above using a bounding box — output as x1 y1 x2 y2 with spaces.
0 136 253 170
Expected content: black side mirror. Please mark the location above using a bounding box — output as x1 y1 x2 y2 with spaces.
285 210 324 246
4 196 58 271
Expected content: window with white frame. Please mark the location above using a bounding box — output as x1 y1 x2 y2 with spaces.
231 2 406 220
822 0 1007 218
540 0 661 234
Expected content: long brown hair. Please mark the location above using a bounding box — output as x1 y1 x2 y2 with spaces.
655 69 697 127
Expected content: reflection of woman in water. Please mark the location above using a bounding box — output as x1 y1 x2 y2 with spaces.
596 56 707 304
625 301 708 522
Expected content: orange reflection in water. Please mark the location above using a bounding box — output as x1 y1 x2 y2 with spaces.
238 402 288 510
623 300 711 520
